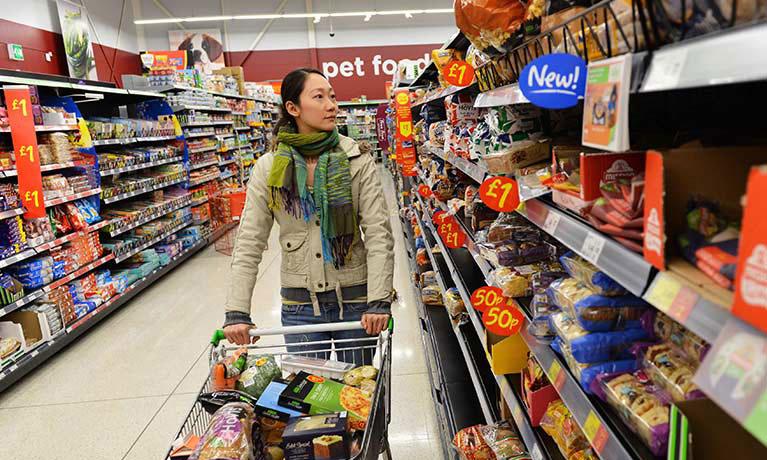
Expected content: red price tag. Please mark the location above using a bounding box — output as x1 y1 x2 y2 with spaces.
5 87 45 218
444 60 475 87
442 227 466 249
418 184 432 198
470 286 506 312
432 210 448 225
482 303 525 336
479 176 520 212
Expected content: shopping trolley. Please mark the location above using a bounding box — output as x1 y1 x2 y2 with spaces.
165 321 393 460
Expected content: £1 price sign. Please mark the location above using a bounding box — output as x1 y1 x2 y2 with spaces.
4 86 45 218
470 286 506 312
479 176 520 212
436 214 466 249
444 60 475 87
483 302 525 336
418 184 432 198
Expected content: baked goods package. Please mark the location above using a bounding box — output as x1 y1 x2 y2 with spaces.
559 251 627 296
528 293 559 340
552 337 638 392
549 312 648 363
189 402 259 460
640 343 705 402
454 0 527 55
652 312 709 364
491 260 566 298
422 285 444 306
452 420 528 460
444 287 466 324
282 412 349 460
547 278 648 332
594 371 670 456
540 400 590 458
478 240 556 267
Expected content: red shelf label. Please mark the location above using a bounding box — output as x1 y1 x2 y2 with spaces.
444 60 475 87
482 303 524 336
470 286 506 312
479 176 520 212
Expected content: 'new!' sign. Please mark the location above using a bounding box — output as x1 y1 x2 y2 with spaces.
519 53 587 109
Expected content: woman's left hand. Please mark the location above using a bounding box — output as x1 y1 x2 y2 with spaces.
361 313 390 335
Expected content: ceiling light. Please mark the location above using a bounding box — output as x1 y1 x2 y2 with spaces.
133 8 453 25
313 15 321 23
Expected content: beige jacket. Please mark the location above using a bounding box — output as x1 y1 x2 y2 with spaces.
226 135 394 318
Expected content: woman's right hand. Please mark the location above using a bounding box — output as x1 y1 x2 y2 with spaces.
223 323 260 345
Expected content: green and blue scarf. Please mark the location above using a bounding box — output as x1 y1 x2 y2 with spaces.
267 127 357 268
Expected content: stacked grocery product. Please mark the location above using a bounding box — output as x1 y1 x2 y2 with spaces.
86 117 175 141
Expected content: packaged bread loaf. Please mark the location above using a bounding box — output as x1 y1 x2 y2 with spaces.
444 287 466 324
653 312 709 364
190 402 258 460
540 400 590 457
559 251 627 296
492 260 565 298
550 312 648 363
552 338 638 392
547 278 648 332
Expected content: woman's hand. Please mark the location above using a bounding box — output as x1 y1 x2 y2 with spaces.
361 313 390 335
223 323 260 345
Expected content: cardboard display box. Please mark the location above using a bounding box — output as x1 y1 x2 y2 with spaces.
521 368 560 427
485 330 528 375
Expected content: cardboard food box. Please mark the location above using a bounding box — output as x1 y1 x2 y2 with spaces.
482 139 551 175
279 371 371 431
521 368 560 427
256 381 304 423
282 412 349 460
485 330 528 375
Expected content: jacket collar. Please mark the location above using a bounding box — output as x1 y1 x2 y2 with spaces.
338 134 363 159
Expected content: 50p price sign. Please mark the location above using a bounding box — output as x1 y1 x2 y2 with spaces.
470 286 507 312
483 302 525 336
4 86 45 218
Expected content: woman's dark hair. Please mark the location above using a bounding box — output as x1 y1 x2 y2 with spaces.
273 68 326 137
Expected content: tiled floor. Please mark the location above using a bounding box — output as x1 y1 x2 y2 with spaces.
0 166 444 459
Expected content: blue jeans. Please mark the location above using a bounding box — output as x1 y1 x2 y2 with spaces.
281 301 374 366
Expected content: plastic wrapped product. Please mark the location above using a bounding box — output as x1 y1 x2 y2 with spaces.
477 240 555 267
549 312 648 363
642 343 705 402
189 402 258 460
528 293 559 340
486 218 541 243
547 278 648 332
553 338 639 393
452 421 527 460
416 248 432 274
596 372 670 456
652 312 709 365
540 400 590 458
444 287 466 324
492 260 565 298
559 251 627 296
422 285 443 306
421 271 438 287
236 355 282 399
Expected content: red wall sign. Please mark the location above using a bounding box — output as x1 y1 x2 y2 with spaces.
444 60 475 87
394 89 416 177
479 176 520 212
4 86 45 218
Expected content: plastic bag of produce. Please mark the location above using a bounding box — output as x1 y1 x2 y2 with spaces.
235 354 281 398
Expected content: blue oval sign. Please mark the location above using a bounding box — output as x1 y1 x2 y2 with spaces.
519 53 587 109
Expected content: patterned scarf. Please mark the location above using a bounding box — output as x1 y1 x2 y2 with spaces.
267 127 357 268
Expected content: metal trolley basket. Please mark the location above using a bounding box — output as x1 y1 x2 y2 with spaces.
165 321 393 460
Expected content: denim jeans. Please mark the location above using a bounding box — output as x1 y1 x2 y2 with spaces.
281 301 374 366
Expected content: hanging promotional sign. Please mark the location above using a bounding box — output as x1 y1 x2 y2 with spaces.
479 176 520 212
444 60 475 87
56 0 98 80
394 89 416 176
4 87 45 218
139 50 189 72
519 53 587 109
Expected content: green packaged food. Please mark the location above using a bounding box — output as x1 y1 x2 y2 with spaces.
235 354 281 399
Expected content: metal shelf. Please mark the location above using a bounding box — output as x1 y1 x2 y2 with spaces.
189 159 218 171
92 135 177 146
106 197 192 237
113 219 192 263
183 131 215 139
172 105 230 113
44 188 102 207
100 156 182 177
474 83 529 108
180 120 233 127
188 174 219 187
102 178 184 204
187 145 217 155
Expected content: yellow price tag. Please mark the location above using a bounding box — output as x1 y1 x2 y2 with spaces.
77 117 92 148
548 360 562 380
583 411 602 442
645 272 680 313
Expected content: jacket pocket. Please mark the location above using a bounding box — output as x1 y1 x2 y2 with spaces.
281 233 307 273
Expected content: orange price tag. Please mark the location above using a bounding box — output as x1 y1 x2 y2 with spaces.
444 60 475 87
479 176 520 212
482 303 525 336
418 184 432 198
432 210 448 225
470 286 506 312
5 87 45 218
442 227 466 249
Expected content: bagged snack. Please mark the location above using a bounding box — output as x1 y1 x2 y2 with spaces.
189 402 258 460
540 400 590 458
642 343 704 402
235 354 281 398
444 287 466 323
197 390 260 415
597 371 670 456
452 421 527 460
652 312 709 364
550 312 648 363
492 260 565 297
559 251 627 296
547 278 648 332
454 0 527 54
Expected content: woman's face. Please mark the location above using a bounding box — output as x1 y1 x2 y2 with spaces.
287 73 338 133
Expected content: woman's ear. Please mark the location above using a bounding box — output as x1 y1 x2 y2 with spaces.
285 100 300 118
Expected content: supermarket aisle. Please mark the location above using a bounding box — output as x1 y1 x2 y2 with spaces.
0 165 442 459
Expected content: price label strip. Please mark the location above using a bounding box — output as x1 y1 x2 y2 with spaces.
581 232 606 265
583 410 609 455
4 87 45 218
548 359 567 391
543 210 561 235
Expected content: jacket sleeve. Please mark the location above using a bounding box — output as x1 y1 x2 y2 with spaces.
226 155 274 320
357 154 394 304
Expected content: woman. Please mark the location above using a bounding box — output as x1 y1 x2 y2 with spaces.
223 68 394 364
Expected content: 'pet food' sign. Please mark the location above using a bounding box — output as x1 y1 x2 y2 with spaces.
519 54 586 109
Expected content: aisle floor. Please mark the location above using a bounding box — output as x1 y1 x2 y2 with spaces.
0 166 444 460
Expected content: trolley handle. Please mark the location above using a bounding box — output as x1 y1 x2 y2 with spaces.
211 318 394 346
